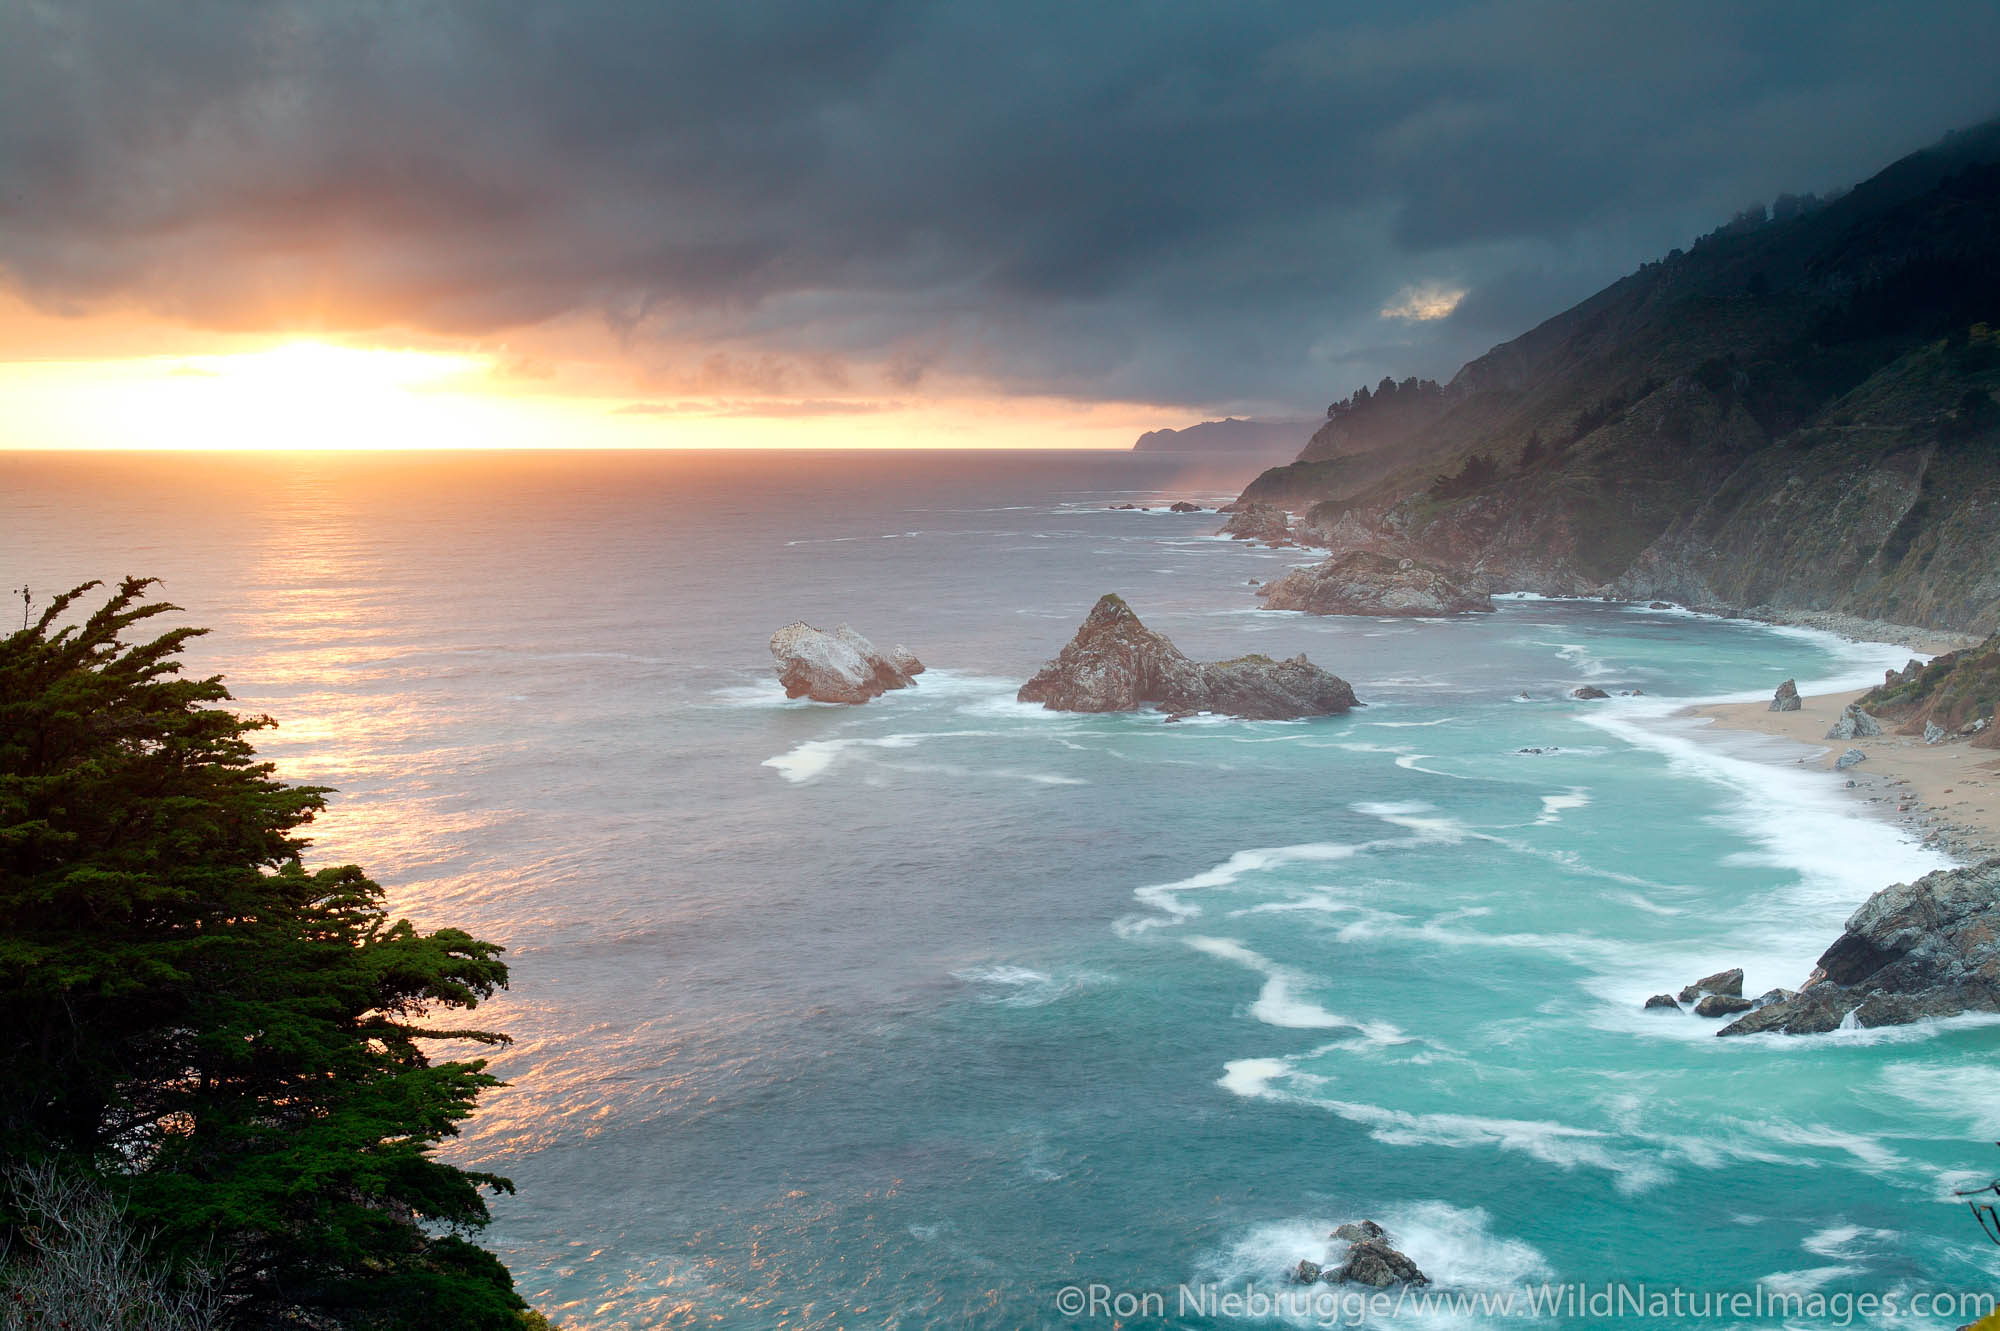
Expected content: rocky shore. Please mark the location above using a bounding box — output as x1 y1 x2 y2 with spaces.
1690 686 1999 861
1718 859 2000 1035
1258 550 1494 617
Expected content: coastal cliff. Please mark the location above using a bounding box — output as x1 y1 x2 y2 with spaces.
1236 120 2000 636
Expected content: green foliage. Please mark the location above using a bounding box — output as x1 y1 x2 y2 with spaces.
1428 452 1500 500
0 580 524 1329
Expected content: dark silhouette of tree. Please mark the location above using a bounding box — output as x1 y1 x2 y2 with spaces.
0 580 529 1329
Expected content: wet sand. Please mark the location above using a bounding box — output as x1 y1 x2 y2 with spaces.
1690 687 2000 860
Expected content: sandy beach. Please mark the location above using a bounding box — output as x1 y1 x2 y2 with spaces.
1690 685 2000 860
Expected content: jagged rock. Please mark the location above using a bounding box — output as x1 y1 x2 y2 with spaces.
1218 502 1293 545
1330 1221 1385 1243
1335 1239 1431 1288
1721 860 2000 1036
1694 993 1753 1017
1650 601 1675 610
770 622 922 704
1643 993 1680 1011
1925 720 1948 744
1017 595 1358 720
1169 501 1204 513
1677 968 1743 1003
1259 550 1495 617
1572 685 1610 700
1967 717 1992 734
1835 747 1867 770
1291 1260 1322 1284
1751 987 1796 1009
1826 703 1883 739
1770 679 1801 712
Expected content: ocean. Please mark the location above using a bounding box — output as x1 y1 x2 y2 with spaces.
6 448 1998 1329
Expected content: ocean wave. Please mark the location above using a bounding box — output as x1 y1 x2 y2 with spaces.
1187 936 1405 1040
951 964 1114 1007
1533 789 1591 825
1122 842 1362 933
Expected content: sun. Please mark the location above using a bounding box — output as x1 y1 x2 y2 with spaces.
141 341 493 449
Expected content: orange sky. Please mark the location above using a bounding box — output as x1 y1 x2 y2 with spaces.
0 290 1173 451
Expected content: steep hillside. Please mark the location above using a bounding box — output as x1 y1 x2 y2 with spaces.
1133 417 1313 454
1238 120 2000 633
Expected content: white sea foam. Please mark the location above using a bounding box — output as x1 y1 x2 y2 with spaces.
1874 1063 2000 1137
1573 693 1950 987
1760 1265 1864 1293
1318 1100 1671 1193
1198 1203 1551 1319
1123 843 1361 931
1801 1224 1900 1259
952 964 1114 1007
1187 936 1404 1039
1533 788 1591 825
761 728 1006 783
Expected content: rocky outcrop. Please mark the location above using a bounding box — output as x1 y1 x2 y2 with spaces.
1259 551 1495 617
1694 993 1753 1017
1017 595 1357 720
1643 993 1680 1010
1770 679 1801 712
1719 860 2000 1035
1218 502 1293 545
1677 968 1742 1003
1926 720 1949 743
1294 1220 1430 1289
770 622 923 704
1572 686 1610 700
1826 703 1883 739
1168 501 1204 513
1835 747 1868 770
1340 1240 1430 1288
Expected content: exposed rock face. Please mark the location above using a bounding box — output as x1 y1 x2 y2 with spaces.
1926 720 1949 743
1259 551 1495 617
1826 703 1883 739
1168 501 1204 513
1835 748 1868 770
1218 502 1293 545
1301 1220 1430 1289
1338 1240 1431 1288
1643 993 1680 1011
1770 679 1801 712
1694 993 1753 1017
1677 968 1743 1003
1720 860 2000 1035
770 623 923 704
1572 686 1610 700
1017 595 1358 720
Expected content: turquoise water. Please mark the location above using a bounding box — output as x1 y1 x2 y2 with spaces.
5 450 1998 1328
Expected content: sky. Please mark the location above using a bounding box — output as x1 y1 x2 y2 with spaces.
2 0 1996 449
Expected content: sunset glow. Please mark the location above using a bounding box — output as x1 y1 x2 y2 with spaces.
0 336 1175 451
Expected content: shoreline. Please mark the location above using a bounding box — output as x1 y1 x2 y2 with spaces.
1685 685 2000 862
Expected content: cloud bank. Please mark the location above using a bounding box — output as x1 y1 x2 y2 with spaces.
1 0 1994 412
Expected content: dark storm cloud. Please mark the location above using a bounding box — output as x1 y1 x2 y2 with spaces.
2 0 1995 410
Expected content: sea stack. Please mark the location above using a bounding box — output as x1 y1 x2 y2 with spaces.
770 622 923 704
1017 594 1357 720
1258 551 1494 617
1769 679 1801 712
